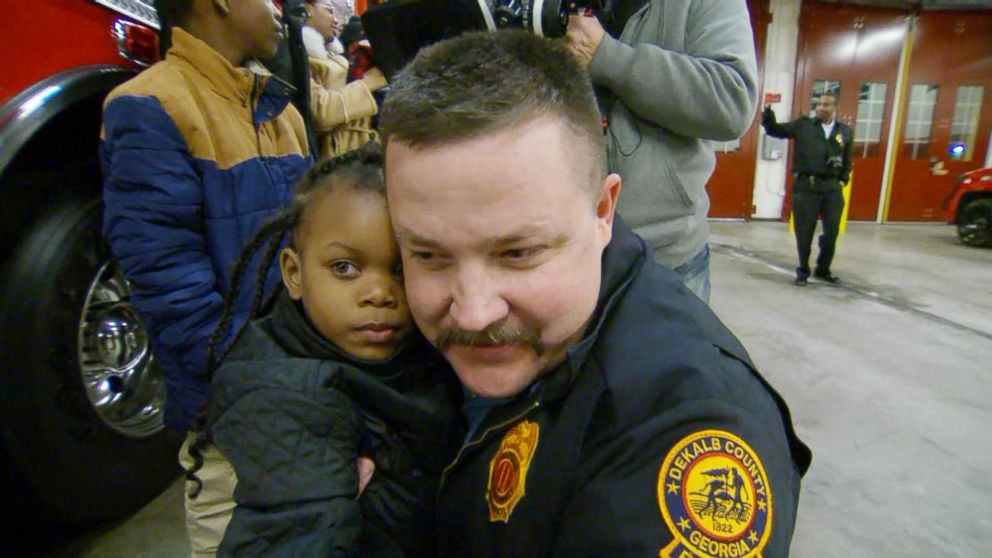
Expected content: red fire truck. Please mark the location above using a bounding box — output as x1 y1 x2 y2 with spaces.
0 1 180 523
943 166 992 247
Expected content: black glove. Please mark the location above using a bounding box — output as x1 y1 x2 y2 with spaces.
761 105 776 126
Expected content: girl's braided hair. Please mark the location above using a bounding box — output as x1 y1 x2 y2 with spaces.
185 141 385 498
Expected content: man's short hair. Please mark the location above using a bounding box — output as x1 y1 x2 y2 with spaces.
380 30 606 191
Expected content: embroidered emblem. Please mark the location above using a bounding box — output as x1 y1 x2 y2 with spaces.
486 420 539 522
657 430 772 558
835 133 844 145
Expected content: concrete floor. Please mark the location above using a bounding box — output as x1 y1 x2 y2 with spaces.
47 221 992 557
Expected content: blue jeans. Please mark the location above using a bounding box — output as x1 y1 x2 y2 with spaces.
673 245 711 303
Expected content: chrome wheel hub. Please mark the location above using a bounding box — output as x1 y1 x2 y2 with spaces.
78 261 165 437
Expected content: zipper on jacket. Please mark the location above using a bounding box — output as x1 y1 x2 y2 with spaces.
250 73 265 158
436 400 541 501
249 72 279 187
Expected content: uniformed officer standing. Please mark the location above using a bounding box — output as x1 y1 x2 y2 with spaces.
381 31 811 557
762 92 853 286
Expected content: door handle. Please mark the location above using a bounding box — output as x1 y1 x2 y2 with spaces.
929 158 949 177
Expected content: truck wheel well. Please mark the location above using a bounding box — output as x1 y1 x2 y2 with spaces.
0 92 108 265
957 191 992 222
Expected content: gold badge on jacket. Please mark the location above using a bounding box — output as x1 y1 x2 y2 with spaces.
486 420 540 523
657 430 772 558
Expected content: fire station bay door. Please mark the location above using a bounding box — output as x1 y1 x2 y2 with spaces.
787 3 908 221
886 11 992 222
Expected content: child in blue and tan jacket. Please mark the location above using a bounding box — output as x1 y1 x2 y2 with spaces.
99 0 311 554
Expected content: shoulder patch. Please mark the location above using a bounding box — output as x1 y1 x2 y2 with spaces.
486 420 539 523
657 430 772 558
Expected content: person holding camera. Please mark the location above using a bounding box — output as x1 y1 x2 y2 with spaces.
761 92 853 286
565 0 758 303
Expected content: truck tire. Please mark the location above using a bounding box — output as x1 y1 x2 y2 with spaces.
957 198 992 248
0 194 181 524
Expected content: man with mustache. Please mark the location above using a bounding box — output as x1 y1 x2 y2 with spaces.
381 30 811 557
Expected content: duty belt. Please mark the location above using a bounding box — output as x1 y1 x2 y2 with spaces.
794 173 835 185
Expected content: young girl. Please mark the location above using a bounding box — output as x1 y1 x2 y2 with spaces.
186 143 459 557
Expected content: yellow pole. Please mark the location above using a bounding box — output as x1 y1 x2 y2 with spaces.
879 16 916 223
839 174 852 233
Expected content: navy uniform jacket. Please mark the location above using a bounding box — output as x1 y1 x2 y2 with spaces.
436 219 811 558
762 111 854 194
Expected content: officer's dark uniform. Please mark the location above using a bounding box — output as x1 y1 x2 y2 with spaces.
436 220 812 557
762 107 853 282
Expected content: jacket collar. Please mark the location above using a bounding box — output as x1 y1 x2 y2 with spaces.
302 25 330 59
263 289 410 379
167 27 294 123
539 217 646 402
167 27 257 105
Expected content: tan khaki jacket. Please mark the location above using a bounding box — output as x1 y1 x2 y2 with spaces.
309 53 378 158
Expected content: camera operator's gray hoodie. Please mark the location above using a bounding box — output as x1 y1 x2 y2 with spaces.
588 0 757 269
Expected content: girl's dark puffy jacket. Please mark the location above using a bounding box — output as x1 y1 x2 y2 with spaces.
206 291 461 557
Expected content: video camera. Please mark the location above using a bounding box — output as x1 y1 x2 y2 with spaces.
360 0 598 79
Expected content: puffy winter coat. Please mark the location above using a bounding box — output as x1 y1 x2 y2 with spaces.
100 27 311 429
208 292 461 556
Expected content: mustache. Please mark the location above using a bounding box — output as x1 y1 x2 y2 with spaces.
436 323 544 355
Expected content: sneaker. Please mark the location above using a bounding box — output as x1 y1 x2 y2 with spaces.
814 270 840 283
794 276 808 286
